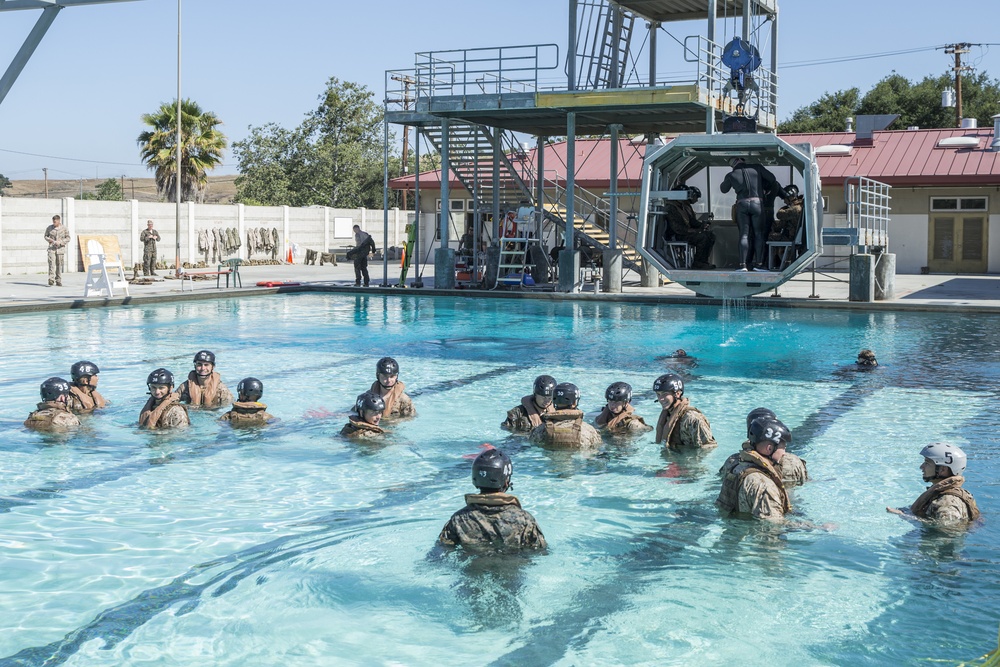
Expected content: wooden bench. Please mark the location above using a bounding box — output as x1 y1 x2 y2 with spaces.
179 259 241 290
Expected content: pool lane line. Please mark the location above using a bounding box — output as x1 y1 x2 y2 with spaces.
0 463 470 666
407 364 522 398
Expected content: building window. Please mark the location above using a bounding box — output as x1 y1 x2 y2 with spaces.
931 196 987 212
822 196 829 213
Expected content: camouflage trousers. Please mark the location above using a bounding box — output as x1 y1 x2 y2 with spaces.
143 248 157 275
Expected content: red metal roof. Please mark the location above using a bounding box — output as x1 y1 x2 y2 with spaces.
390 127 1000 190
783 127 1000 186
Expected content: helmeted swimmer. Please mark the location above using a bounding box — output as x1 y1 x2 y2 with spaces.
24 377 81 431
220 377 275 427
717 418 793 521
438 447 547 551
529 382 602 449
718 407 808 486
857 349 878 368
652 373 716 449
139 368 190 429
67 360 109 414
594 382 651 435
370 356 415 419
501 374 557 433
887 443 980 526
341 390 387 439
175 350 234 408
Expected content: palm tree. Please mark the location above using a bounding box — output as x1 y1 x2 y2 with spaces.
137 99 227 202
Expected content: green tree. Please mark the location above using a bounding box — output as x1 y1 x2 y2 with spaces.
0 173 10 196
780 70 1000 133
137 99 227 202
234 78 394 208
778 88 860 133
95 177 123 201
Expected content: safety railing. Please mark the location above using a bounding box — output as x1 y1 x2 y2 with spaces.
845 176 891 249
683 34 778 124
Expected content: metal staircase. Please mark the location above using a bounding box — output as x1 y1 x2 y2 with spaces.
577 1 636 89
418 122 534 225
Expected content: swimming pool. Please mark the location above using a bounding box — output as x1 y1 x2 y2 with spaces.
1 294 998 665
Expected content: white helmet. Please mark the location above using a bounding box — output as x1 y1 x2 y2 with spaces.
920 442 968 477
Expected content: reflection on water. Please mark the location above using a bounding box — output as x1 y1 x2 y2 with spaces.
0 294 999 665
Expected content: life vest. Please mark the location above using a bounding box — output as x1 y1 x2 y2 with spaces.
655 398 700 446
464 492 523 509
24 401 80 431
221 401 273 427
539 409 585 448
520 395 551 428
596 403 640 431
371 380 407 417
342 416 385 437
139 394 187 429
182 371 223 407
910 476 981 522
68 384 107 413
717 450 791 516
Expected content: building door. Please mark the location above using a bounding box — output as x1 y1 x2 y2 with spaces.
928 215 987 273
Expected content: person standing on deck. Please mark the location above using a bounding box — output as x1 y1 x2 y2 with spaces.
140 220 161 276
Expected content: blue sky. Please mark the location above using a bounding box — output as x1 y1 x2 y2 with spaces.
0 0 998 181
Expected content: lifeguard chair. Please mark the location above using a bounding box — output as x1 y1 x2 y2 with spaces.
83 239 130 298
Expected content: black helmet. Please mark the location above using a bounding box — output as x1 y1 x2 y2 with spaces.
746 407 777 437
355 390 385 415
40 377 71 401
70 360 100 383
686 185 702 202
784 184 800 198
553 382 580 409
605 382 632 403
146 368 174 387
193 350 216 366
749 418 792 449
237 377 264 402
376 357 399 377
471 448 512 491
653 373 684 395
533 374 557 397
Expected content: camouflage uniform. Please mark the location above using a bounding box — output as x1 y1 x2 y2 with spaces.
717 450 791 522
139 395 190 429
370 381 415 419
24 401 81 431
720 440 808 486
770 196 803 241
175 372 234 409
501 395 553 434
44 222 69 286
665 200 715 266
439 493 546 551
220 401 275 427
140 227 160 275
654 398 717 449
594 405 652 435
910 476 980 525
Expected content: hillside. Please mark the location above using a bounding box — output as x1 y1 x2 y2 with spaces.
2 175 238 204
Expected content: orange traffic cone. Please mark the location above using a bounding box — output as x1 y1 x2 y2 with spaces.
286 247 294 263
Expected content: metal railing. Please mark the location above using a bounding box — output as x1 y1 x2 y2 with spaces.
845 176 892 249
683 35 778 124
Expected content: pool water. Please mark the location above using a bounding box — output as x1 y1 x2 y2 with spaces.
1 294 998 666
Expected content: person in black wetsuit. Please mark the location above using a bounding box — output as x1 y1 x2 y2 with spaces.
720 157 787 272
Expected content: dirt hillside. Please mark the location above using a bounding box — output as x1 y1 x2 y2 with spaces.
3 175 238 204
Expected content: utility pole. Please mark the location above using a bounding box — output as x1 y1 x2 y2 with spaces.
388 73 415 210
944 43 972 127
42 167 48 198
120 174 125 200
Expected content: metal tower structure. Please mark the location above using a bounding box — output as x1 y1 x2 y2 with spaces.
0 0 141 107
385 0 779 292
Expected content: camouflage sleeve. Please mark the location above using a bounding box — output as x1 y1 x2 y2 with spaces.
581 423 603 448
626 416 653 433
680 411 717 449
162 405 190 428
438 517 461 546
174 383 189 403
718 452 740 477
740 474 785 521
397 393 416 417
54 412 81 429
527 423 545 443
217 384 234 406
514 513 547 550
501 406 527 432
218 411 233 422
779 454 809 486
926 496 969 524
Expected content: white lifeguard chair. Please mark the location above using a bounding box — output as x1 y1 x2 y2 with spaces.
83 239 130 298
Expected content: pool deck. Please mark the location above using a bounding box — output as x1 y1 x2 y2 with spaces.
4 261 1000 314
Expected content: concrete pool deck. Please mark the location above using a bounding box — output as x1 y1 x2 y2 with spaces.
3 260 1000 314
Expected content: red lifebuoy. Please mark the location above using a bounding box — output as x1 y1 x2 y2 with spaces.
255 281 301 287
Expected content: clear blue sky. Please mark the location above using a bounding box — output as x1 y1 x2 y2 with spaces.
0 0 998 181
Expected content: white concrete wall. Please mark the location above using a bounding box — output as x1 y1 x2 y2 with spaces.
0 197 413 275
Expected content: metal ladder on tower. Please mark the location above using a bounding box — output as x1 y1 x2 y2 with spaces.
578 0 635 89
494 230 539 288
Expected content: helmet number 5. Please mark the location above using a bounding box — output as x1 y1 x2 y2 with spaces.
944 452 954 464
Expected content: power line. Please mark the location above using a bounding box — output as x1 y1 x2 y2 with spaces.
781 44 946 69
0 146 233 169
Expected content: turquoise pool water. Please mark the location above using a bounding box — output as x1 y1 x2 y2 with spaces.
0 294 998 666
